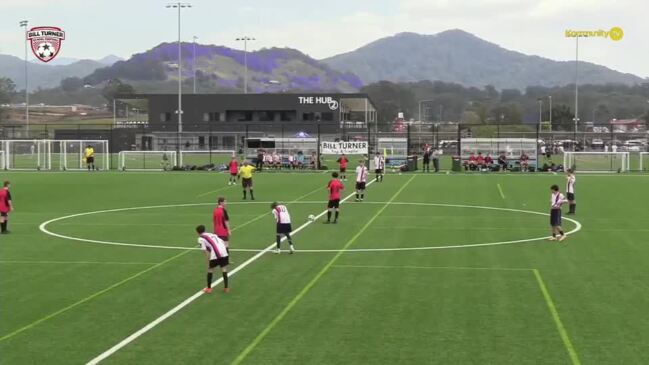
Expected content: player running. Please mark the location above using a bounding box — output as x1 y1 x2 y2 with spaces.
337 154 349 181
566 169 576 215
326 172 344 224
373 152 385 182
84 145 95 171
271 202 295 254
213 197 231 253
0 181 13 234
196 225 230 294
549 184 568 242
227 157 239 186
239 162 256 200
355 160 368 202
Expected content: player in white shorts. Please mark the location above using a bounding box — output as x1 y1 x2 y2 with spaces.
373 152 385 182
355 160 368 202
196 225 230 294
566 169 576 214
271 202 295 254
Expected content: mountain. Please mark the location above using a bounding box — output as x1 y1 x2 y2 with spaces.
0 54 105 91
98 55 124 65
322 30 645 90
82 43 363 93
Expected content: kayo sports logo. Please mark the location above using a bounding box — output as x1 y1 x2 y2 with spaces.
27 26 66 62
564 26 624 41
298 96 339 111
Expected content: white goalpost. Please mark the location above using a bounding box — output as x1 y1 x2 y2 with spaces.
1 140 52 170
179 150 235 167
58 140 110 171
563 152 630 173
640 152 649 172
119 151 177 171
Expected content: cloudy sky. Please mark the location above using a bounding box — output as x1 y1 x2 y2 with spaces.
0 0 646 77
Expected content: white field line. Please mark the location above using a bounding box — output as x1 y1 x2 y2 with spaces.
85 179 375 364
497 183 506 199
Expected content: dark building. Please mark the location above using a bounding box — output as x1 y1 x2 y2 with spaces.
114 93 377 151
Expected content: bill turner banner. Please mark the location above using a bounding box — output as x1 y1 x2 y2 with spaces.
320 141 368 155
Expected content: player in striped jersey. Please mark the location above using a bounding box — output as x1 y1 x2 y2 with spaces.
566 169 576 215
271 202 295 254
549 185 568 242
355 160 368 202
196 225 230 293
373 152 385 182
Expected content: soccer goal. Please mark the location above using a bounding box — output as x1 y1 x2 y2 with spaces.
58 140 110 171
563 152 630 173
179 150 235 168
1 139 52 170
639 152 649 172
119 151 177 171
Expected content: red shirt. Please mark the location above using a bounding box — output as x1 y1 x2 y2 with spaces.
327 179 344 200
0 188 11 213
485 156 493 164
229 160 239 174
213 206 229 237
338 157 348 168
469 155 477 162
477 156 485 164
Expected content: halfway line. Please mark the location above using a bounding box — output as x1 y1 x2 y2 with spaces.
85 179 375 364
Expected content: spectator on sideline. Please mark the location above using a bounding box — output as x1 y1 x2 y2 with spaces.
476 152 485 170
520 152 530 172
485 153 494 170
422 148 431 172
297 151 305 169
498 152 508 172
256 149 264 171
432 148 440 172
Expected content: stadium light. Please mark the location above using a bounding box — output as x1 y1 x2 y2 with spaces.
19 20 29 134
236 36 255 94
165 2 192 166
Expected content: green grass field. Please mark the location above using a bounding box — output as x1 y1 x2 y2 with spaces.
2 171 649 364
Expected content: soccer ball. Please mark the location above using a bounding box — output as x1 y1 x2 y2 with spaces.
308 214 316 221
37 43 56 60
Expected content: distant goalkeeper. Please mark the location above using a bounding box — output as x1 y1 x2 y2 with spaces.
84 145 95 171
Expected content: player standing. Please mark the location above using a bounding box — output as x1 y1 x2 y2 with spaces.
549 184 568 242
84 145 95 171
196 225 230 293
271 202 295 254
355 160 368 202
566 169 576 214
239 162 256 200
373 152 385 182
326 172 344 223
337 154 349 181
0 181 12 234
213 197 231 253
227 157 239 186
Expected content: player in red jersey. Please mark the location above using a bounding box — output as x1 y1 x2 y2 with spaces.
213 197 231 252
326 172 344 224
337 154 349 181
0 181 12 234
227 157 239 186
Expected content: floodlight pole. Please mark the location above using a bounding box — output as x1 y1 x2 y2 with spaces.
537 98 543 124
573 36 580 149
166 2 191 165
548 95 552 126
192 35 198 94
236 36 255 94
20 20 29 135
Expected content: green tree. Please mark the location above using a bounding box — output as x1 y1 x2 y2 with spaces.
60 77 84 93
0 77 16 123
102 79 136 108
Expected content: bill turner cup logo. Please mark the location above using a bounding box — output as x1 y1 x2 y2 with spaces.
298 96 339 111
27 26 66 63
565 26 623 41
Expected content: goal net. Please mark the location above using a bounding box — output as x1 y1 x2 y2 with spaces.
59 140 110 171
119 151 177 171
179 150 235 169
1 140 52 170
563 152 630 173
639 152 649 172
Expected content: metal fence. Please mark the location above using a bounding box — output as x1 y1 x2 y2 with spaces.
1 121 647 170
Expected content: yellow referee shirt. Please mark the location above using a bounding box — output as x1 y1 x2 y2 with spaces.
84 147 94 158
239 165 255 179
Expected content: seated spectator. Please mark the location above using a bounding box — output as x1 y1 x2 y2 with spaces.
465 152 477 171
287 154 295 169
520 152 530 172
498 152 508 171
297 151 305 169
476 152 485 170
484 153 494 169
272 152 281 169
310 152 318 169
263 152 273 168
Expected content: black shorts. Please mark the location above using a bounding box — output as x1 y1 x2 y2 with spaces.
230 172 237 177
242 178 253 188
276 223 292 234
86 157 94 163
375 169 383 174
209 256 229 268
327 199 340 209
340 167 346 173
217 235 229 242
0 212 7 217
355 182 366 190
423 159 430 164
550 209 562 227
567 193 575 201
